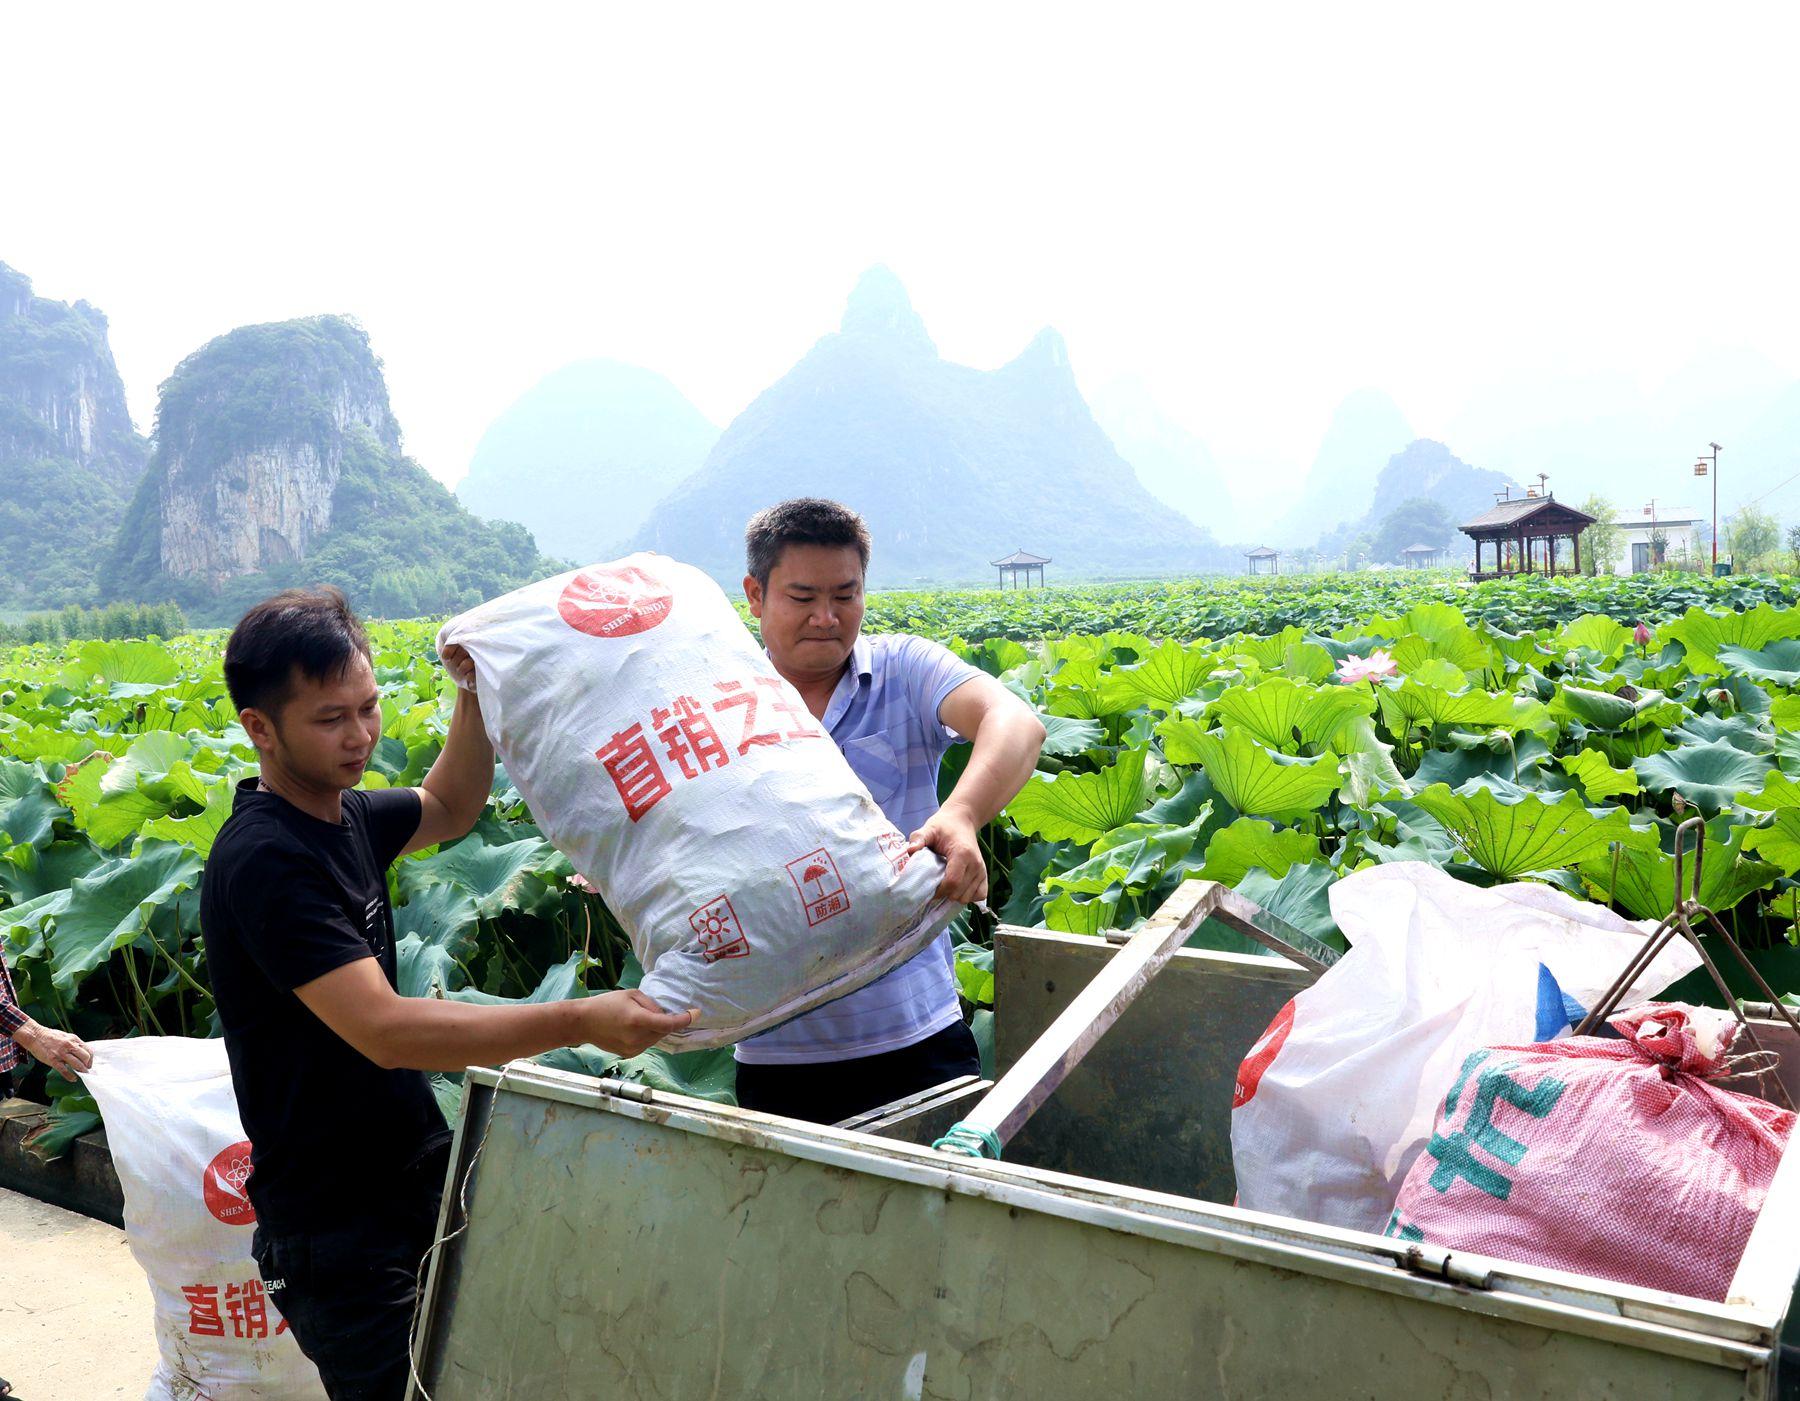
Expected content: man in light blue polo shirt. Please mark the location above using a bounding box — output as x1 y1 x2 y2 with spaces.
733 498 1047 1124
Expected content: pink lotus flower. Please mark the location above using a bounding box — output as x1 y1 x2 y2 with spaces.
1337 650 1397 684
1633 622 1652 646
566 873 598 895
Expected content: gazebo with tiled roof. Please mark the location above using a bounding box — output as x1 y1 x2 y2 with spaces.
1460 484 1595 580
992 548 1050 589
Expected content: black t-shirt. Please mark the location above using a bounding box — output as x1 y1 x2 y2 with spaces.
202 778 448 1234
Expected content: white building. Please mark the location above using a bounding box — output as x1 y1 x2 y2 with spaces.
1609 504 1703 575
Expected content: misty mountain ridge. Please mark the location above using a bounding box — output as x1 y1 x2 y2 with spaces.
456 358 718 562
629 267 1235 586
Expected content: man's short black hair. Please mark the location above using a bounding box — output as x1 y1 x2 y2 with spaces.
223 586 372 717
745 498 872 586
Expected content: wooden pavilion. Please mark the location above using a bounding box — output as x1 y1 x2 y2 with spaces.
992 549 1050 589
1245 545 1280 577
1460 488 1595 580
1401 543 1445 569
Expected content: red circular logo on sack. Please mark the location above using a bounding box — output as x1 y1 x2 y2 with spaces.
1233 999 1296 1109
203 1140 257 1226
558 565 674 639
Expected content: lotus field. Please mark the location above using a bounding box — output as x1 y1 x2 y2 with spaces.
8 569 1800 1151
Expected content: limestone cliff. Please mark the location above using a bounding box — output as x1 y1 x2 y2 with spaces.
0 261 148 606
104 316 553 622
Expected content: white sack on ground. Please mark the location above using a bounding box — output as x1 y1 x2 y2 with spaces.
79 1036 325 1400
1229 861 1701 1235
437 553 953 1049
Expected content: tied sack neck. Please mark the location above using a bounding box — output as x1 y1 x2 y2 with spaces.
1608 1002 1739 1080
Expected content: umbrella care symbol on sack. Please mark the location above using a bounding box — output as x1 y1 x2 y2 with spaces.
202 1140 257 1226
787 848 850 927
557 564 675 639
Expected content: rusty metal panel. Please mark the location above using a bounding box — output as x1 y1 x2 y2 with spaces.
995 931 1310 1203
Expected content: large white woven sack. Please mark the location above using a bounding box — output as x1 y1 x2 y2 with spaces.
79 1036 325 1400
437 553 952 1049
1228 861 1700 1235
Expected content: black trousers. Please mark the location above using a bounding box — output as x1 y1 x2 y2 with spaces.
734 1019 982 1126
251 1143 450 1401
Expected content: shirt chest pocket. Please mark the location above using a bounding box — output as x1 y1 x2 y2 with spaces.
839 727 910 812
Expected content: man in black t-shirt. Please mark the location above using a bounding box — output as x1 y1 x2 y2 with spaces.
203 587 691 1401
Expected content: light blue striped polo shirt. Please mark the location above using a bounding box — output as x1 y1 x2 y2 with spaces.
734 632 984 1065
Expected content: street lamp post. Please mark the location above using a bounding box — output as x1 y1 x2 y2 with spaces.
1695 442 1722 570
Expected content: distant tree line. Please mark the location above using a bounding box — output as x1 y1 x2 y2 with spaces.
0 600 186 646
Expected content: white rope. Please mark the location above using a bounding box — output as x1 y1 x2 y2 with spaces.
405 1060 519 1400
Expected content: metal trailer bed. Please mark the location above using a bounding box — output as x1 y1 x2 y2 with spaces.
408 881 1800 1399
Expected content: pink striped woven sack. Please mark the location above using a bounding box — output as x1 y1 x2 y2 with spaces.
1386 1003 1793 1301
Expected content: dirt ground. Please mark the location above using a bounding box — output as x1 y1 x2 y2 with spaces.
0 1188 157 1398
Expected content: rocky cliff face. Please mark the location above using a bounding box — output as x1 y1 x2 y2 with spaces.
143 317 400 586
104 314 551 622
0 261 148 606
632 267 1233 585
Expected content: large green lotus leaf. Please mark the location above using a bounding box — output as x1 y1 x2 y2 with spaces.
1044 816 1208 896
1559 749 1642 802
1580 818 1779 917
1159 722 1340 821
1206 676 1374 754
1377 678 1524 732
1632 740 1773 815
1044 888 1118 935
1738 770 1800 812
1663 603 1800 670
1410 731 1552 794
1716 640 1800 687
1674 713 1771 754
1555 615 1632 659
1366 602 1472 648
1281 642 1337 684
2 842 204 992
1198 817 1321 887
58 639 181 688
948 943 994 1007
1409 783 1655 878
448 949 589 1006
1334 715 1406 807
0 724 101 766
1391 628 1494 676
135 778 235 858
1479 624 1552 666
1038 712 1105 757
1402 657 1470 692
1744 811 1800 875
1225 626 1307 669
85 759 215 850
1548 685 1681 732
1188 862 1341 956
996 840 1071 926
1095 639 1215 713
1043 656 1115 719
0 760 66 849
0 840 105 905
1006 747 1150 843
397 834 567 918
537 1034 739 1105
1770 694 1800 732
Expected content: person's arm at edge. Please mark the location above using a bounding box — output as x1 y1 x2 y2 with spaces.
906 674 1046 903
292 957 692 1073
403 645 493 855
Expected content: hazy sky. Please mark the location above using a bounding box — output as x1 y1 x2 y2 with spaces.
6 2 1798 501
